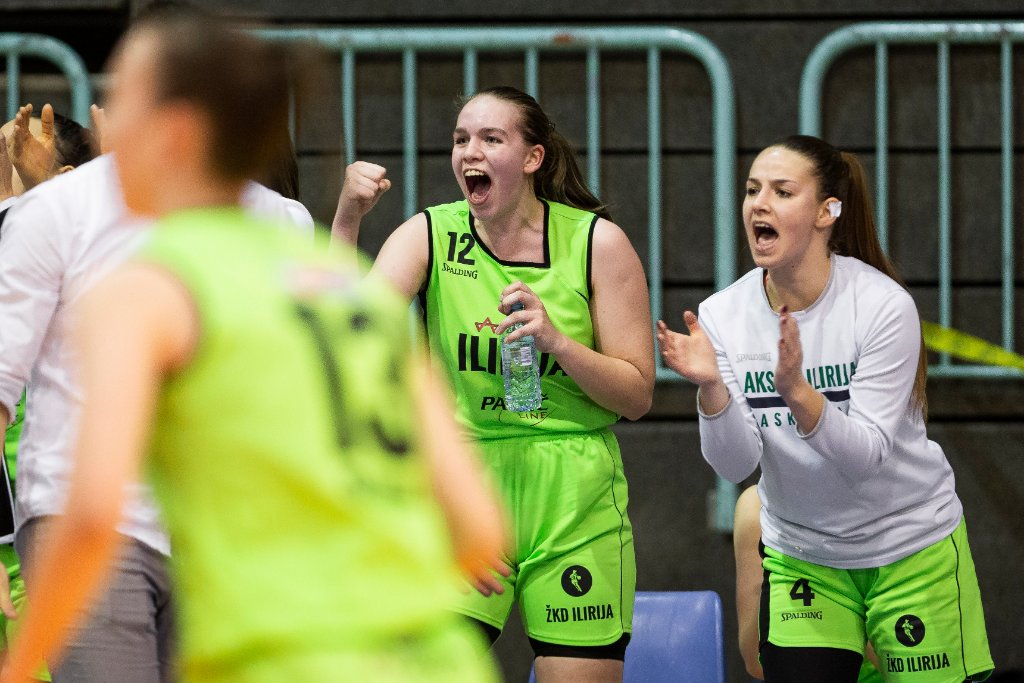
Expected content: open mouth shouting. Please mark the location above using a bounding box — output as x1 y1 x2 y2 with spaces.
752 220 779 252
464 169 492 205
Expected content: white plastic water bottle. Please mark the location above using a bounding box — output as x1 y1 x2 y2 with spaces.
501 302 542 412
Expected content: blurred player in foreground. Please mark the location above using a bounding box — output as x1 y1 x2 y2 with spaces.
2 8 505 683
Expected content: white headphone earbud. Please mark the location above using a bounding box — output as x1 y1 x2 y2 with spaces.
828 200 842 218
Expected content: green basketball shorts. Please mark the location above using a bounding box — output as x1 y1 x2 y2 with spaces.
454 429 635 647
760 518 993 682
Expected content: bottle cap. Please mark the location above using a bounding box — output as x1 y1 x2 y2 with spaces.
510 302 524 312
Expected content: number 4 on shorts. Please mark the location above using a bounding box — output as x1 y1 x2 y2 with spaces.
789 578 815 607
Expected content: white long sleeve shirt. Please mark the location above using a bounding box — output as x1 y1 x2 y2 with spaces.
698 255 961 568
0 154 314 555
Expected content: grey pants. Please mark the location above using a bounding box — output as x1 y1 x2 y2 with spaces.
16 516 176 683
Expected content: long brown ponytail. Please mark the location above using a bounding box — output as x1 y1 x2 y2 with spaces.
778 135 928 418
460 86 612 221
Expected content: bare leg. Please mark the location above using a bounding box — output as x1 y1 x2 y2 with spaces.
535 656 623 683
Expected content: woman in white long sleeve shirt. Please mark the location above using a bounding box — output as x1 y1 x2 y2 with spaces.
658 135 992 683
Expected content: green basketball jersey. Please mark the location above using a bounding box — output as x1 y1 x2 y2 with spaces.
422 199 618 440
138 208 469 677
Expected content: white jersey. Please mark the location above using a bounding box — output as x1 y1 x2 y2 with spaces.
0 154 314 555
697 254 961 568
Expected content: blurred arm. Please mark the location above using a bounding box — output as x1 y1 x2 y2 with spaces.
3 264 196 682
414 357 508 596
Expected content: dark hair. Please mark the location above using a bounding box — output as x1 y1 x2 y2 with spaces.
124 4 290 183
51 112 97 169
461 86 611 221
260 134 300 201
775 134 927 417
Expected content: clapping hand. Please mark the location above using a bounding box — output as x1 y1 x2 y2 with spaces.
656 311 721 387
773 306 804 398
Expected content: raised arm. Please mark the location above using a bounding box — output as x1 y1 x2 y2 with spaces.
3 264 196 683
659 305 763 482
778 290 922 481
369 212 431 301
330 162 431 300
331 161 392 248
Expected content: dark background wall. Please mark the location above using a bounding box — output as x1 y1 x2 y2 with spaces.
3 1 1022 681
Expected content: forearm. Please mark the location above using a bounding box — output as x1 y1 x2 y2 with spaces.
5 514 122 681
551 335 653 421
779 379 825 436
697 379 731 415
330 208 362 248
799 401 886 480
698 399 762 483
779 369 888 481
416 363 505 571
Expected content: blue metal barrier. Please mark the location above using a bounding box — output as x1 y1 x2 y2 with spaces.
0 33 91 125
800 22 1024 378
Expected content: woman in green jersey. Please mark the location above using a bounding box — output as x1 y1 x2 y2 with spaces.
2 8 505 683
335 86 655 682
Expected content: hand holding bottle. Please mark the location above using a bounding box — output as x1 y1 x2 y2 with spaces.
497 282 554 413
495 281 566 355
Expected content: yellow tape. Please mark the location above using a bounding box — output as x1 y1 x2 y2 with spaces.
921 321 1024 371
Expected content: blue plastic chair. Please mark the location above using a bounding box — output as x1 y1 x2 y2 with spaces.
528 590 726 682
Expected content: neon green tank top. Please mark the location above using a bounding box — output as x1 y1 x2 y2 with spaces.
422 199 618 440
139 208 460 673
